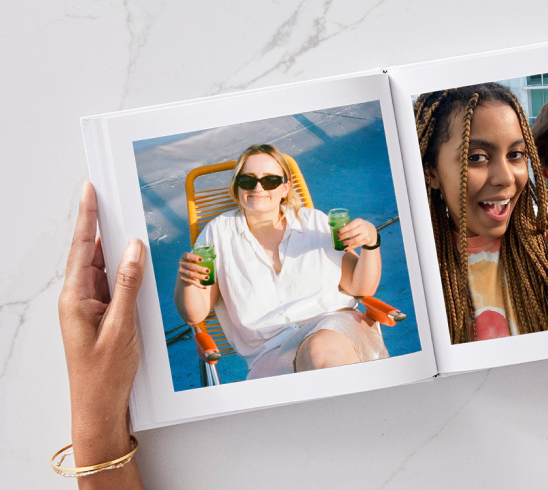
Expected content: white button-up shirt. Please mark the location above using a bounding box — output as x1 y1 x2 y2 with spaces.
196 207 357 367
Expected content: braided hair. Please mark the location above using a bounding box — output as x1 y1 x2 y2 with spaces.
414 83 548 343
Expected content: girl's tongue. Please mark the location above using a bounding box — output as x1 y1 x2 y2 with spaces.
479 201 507 219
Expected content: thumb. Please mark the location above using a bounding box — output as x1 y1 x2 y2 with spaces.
108 239 146 326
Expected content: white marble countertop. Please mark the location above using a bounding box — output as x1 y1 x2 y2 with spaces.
2 1 548 488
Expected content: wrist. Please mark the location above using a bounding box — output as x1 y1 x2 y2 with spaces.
68 365 134 418
362 231 381 250
71 410 132 467
71 408 129 440
70 390 130 438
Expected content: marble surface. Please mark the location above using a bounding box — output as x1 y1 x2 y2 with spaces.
2 1 548 488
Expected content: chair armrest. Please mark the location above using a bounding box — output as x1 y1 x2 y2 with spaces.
194 331 222 364
360 297 406 327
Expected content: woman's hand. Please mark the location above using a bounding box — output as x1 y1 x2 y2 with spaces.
58 181 145 489
337 218 378 252
174 250 220 326
178 252 211 289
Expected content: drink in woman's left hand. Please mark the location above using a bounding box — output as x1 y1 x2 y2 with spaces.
328 208 351 251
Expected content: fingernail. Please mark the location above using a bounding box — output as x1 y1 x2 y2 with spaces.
205 269 210 274
198 257 202 262
80 181 90 202
125 239 142 263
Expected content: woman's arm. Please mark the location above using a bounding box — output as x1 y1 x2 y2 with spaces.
58 182 145 490
174 252 219 325
337 218 382 297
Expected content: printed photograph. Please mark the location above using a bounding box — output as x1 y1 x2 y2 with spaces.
412 74 548 344
133 100 421 391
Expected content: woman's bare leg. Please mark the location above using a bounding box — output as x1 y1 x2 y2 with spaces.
295 329 360 372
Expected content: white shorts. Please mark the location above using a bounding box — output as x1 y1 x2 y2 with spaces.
246 309 389 380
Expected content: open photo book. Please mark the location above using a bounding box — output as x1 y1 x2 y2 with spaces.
81 42 548 430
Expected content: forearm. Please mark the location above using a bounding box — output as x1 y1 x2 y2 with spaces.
353 248 381 296
174 276 211 325
71 413 144 490
343 248 382 297
337 218 381 297
67 365 144 489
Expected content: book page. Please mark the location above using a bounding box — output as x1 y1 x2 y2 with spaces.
389 42 548 375
82 71 436 429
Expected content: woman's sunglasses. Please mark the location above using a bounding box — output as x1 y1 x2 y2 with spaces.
235 174 287 191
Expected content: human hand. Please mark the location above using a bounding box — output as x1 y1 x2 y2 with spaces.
338 218 379 252
58 181 146 471
178 252 210 289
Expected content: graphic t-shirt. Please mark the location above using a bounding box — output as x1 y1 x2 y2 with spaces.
454 234 517 341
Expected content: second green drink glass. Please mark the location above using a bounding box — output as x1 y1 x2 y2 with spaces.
328 208 351 251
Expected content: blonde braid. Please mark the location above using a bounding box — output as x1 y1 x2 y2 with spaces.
458 93 479 341
440 195 462 342
416 91 449 144
415 90 473 343
414 98 425 126
426 170 463 341
419 120 437 158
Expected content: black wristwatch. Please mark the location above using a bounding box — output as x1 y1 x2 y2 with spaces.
362 232 381 250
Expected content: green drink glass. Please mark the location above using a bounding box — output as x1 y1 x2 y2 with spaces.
328 208 351 251
192 242 216 286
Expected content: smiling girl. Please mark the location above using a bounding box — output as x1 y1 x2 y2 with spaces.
414 83 548 344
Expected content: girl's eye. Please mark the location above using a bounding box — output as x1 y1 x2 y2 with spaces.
508 150 525 160
469 153 487 164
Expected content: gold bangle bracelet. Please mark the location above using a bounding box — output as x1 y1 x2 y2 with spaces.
50 435 138 478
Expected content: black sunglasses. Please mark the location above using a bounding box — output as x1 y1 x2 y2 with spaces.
235 174 287 191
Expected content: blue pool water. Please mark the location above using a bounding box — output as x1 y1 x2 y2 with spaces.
134 100 421 392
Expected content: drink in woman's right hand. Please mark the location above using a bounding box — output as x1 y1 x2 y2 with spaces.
192 242 216 286
328 208 351 251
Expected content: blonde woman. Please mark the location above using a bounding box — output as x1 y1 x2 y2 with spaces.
175 144 388 380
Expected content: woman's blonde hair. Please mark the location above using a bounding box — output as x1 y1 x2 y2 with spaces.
229 144 302 220
414 83 548 343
